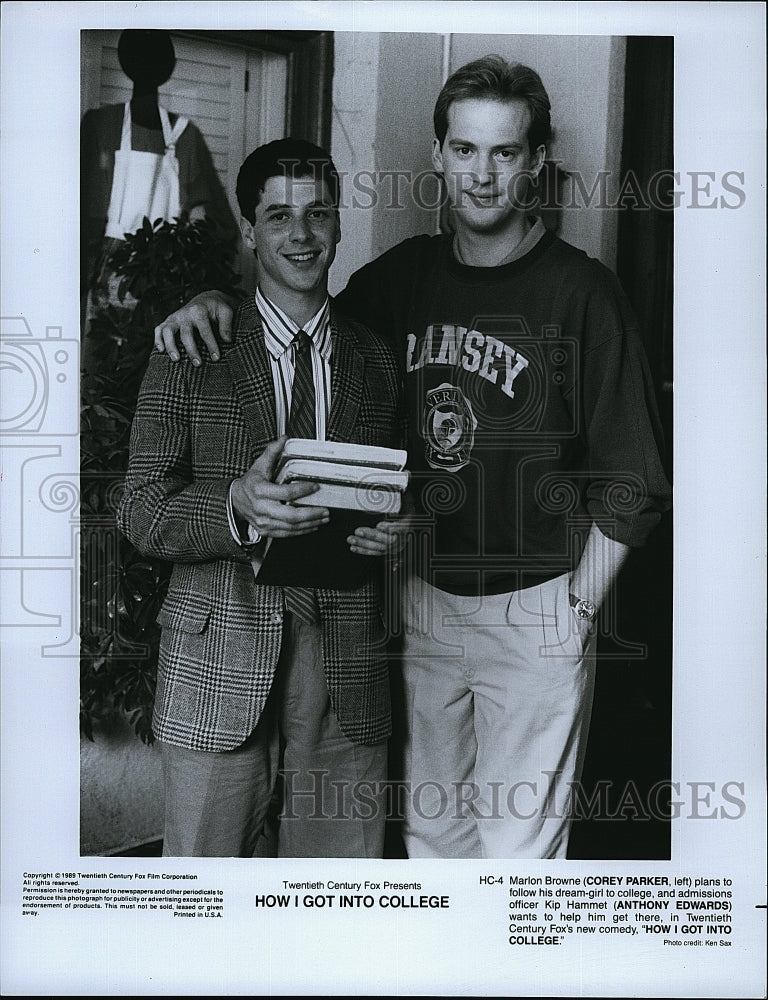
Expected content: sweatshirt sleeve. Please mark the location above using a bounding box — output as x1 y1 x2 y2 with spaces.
578 271 672 547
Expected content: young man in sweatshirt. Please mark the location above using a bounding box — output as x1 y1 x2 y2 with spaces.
153 57 671 859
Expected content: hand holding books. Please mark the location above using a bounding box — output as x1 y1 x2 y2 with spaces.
275 438 409 516
230 438 331 540
240 439 412 586
274 438 414 567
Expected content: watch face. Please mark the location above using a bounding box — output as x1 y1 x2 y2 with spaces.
574 599 597 620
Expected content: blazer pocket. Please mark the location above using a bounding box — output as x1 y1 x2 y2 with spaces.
156 604 211 634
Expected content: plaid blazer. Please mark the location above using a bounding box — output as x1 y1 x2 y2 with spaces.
118 300 402 751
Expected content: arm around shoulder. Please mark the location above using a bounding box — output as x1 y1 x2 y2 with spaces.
154 289 245 365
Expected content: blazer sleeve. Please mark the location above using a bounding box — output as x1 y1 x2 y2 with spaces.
117 351 245 563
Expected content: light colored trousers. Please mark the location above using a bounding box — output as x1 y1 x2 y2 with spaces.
400 572 596 859
159 612 387 858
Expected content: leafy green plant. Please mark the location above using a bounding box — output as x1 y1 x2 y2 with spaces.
80 217 242 743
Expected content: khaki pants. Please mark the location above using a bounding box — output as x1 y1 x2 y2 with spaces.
399 572 596 859
160 612 388 858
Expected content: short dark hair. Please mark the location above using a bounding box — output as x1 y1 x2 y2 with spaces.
236 138 341 223
433 55 552 154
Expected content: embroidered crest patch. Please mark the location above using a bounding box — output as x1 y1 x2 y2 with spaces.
423 383 478 470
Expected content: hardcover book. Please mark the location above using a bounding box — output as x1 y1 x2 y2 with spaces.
274 439 409 514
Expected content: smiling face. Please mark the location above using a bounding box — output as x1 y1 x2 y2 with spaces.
432 97 545 238
240 174 340 316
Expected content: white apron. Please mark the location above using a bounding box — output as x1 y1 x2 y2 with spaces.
105 103 189 239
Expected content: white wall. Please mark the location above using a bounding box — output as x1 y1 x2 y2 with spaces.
371 32 444 260
329 32 382 296
330 32 444 295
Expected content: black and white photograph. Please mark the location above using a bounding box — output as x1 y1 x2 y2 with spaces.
77 23 673 864
1 2 765 996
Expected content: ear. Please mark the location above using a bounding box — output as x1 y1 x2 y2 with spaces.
529 144 546 180
240 216 257 250
431 137 444 175
334 210 341 246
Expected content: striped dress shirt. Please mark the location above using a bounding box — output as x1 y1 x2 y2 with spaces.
255 286 332 437
227 287 332 550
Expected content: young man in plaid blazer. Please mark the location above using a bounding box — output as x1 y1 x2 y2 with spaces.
118 139 404 858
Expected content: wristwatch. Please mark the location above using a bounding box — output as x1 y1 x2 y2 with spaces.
569 593 597 622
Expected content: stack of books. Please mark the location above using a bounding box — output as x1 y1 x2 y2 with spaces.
275 439 409 514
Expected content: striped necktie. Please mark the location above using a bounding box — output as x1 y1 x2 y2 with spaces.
283 330 319 624
286 330 316 438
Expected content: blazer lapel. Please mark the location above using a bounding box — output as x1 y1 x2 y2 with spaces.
225 299 277 446
327 310 365 443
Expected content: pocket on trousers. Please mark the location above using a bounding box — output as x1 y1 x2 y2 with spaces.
521 573 586 663
551 573 589 661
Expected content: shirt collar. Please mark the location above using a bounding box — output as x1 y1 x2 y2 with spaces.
255 286 332 361
452 216 546 267
498 216 546 265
